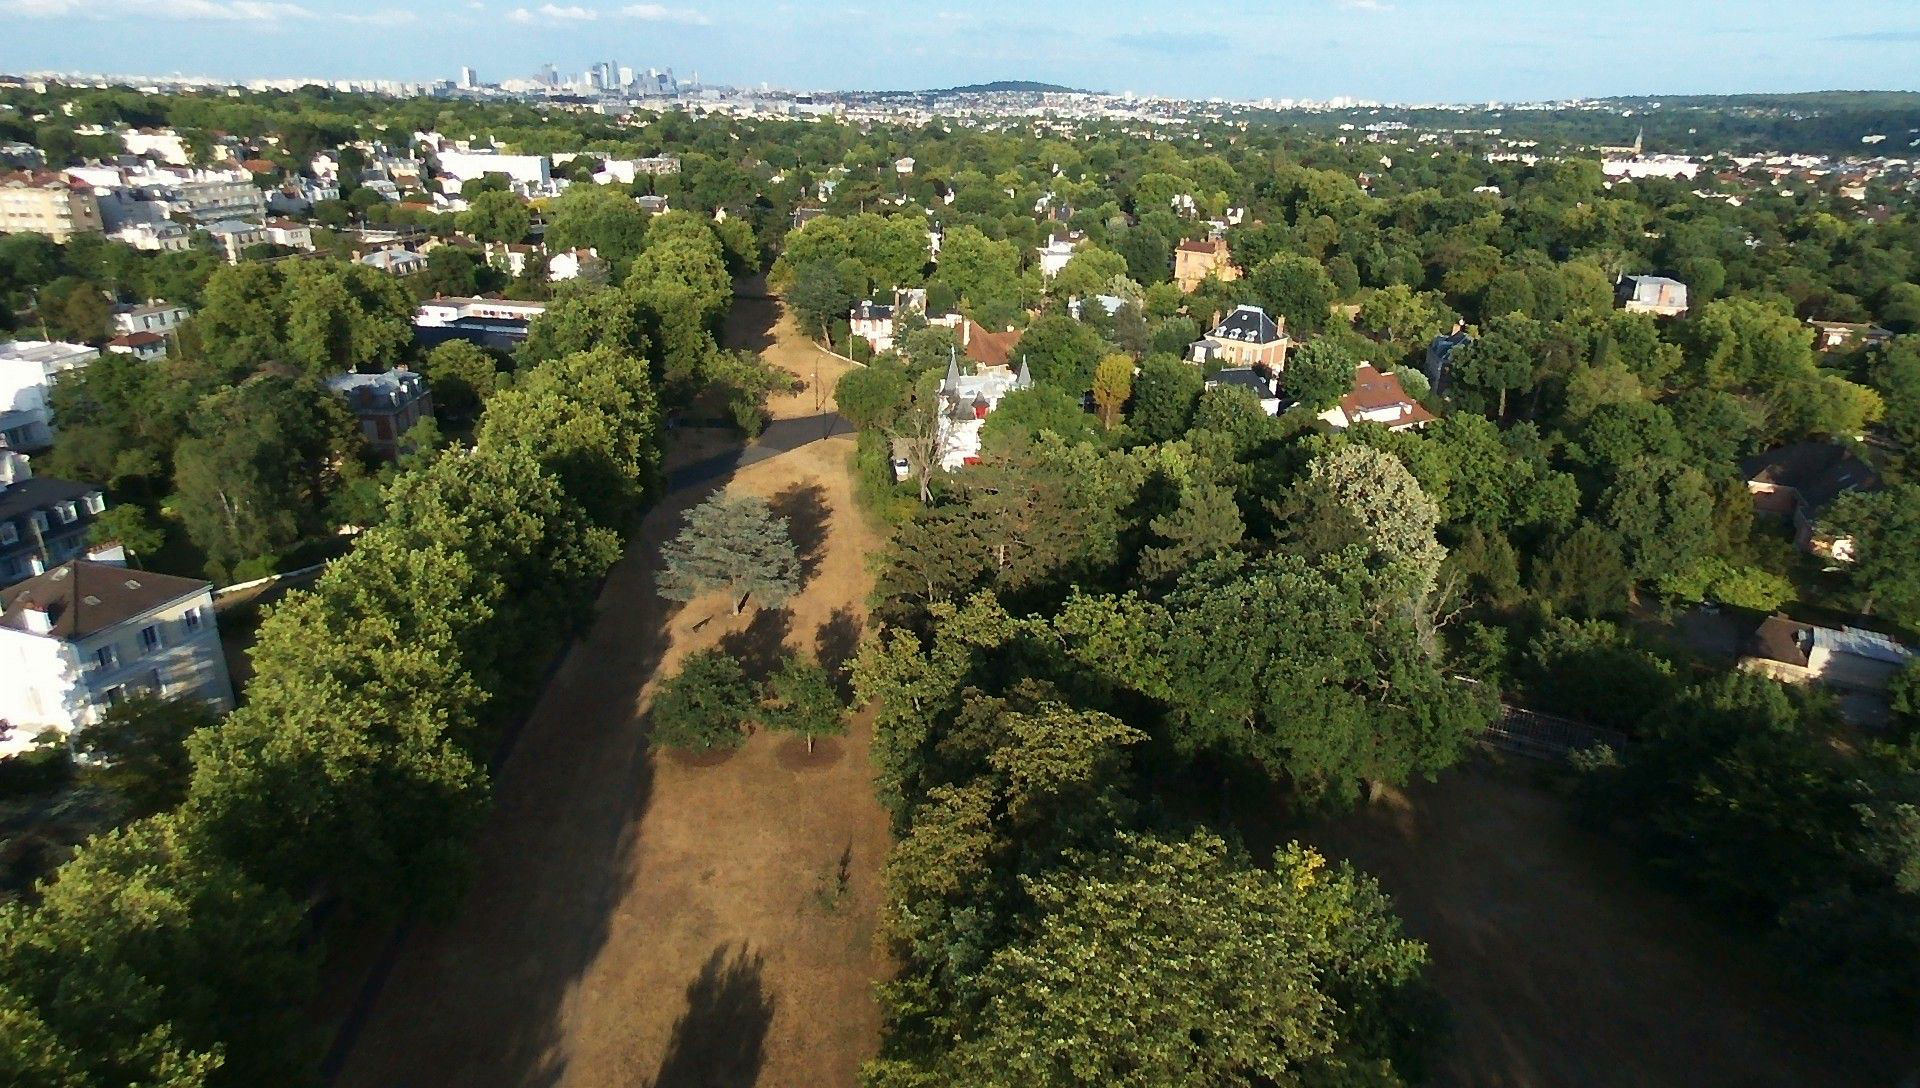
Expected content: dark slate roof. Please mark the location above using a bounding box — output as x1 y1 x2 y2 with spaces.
0 560 208 640
1749 613 1812 667
0 477 96 528
1206 367 1274 396
1738 442 1881 512
1209 305 1282 345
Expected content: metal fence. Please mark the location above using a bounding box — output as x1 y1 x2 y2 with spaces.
1483 703 1629 761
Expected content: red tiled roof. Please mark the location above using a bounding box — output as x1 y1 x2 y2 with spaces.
108 331 165 347
1340 364 1435 427
963 319 1023 368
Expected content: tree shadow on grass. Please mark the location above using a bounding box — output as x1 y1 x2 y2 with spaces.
768 481 831 590
644 943 776 1088
814 607 864 700
719 607 793 679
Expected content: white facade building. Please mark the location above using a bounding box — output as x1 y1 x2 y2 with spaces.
435 150 552 188
0 341 97 451
1037 236 1078 279
934 359 1033 470
0 560 233 756
112 300 190 337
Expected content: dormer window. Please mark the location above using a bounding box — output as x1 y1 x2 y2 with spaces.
84 493 105 515
0 523 14 546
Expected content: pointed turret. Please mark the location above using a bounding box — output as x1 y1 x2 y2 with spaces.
1015 359 1033 389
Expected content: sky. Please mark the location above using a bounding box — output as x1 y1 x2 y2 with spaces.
2 0 1919 103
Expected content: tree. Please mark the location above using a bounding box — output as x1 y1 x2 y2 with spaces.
835 361 909 431
421 339 500 421
937 832 1429 1087
1359 284 1456 347
787 257 862 344
1599 457 1715 583
89 504 164 567
1246 253 1335 337
1827 484 1920 627
650 649 757 752
279 261 414 379
1016 314 1106 392
172 374 361 579
76 696 218 818
0 815 316 1088
1286 444 1445 595
518 287 650 365
1532 524 1632 618
659 494 800 613
981 386 1102 449
1090 354 1134 429
1282 338 1356 412
1448 313 1540 419
760 656 846 753
545 183 650 279
1130 355 1204 441
456 190 530 244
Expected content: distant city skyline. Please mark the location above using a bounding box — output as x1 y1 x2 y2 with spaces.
4 0 1920 103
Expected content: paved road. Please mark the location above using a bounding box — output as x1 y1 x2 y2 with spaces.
667 411 852 491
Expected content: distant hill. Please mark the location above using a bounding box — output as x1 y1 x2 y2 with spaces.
858 80 1089 98
932 80 1086 95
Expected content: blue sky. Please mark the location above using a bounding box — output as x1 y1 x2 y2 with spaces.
3 0 1918 102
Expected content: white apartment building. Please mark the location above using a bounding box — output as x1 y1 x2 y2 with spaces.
0 560 233 756
0 341 97 451
435 150 552 189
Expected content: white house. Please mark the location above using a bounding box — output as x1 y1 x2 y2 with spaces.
1618 275 1689 316
105 332 168 361
204 219 268 263
548 247 609 282
0 341 96 452
1317 363 1436 432
0 560 233 756
934 359 1033 470
262 218 316 251
360 247 427 276
1036 236 1078 280
110 221 191 252
111 300 190 337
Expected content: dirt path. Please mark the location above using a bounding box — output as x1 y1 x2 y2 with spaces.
331 295 889 1088
1294 758 1909 1088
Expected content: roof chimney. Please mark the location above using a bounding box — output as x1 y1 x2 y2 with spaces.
18 602 52 635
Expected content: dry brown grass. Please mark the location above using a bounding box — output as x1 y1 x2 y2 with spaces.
329 296 890 1088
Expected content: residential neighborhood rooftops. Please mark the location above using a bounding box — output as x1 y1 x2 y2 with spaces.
0 560 207 640
1739 442 1881 511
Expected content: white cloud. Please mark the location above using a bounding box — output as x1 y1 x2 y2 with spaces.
508 2 596 21
5 0 413 19
619 3 708 22
1338 0 1394 10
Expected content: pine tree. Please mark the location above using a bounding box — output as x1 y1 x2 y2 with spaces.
659 494 802 614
